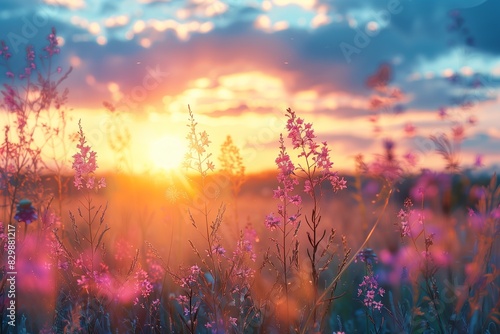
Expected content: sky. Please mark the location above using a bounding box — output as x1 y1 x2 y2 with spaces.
0 0 499 174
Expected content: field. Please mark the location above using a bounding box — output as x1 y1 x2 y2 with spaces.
1 20 500 334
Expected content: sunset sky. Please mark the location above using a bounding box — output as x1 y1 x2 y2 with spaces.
1 0 499 174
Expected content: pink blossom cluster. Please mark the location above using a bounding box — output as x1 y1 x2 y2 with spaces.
204 317 237 333
43 27 60 57
370 139 403 183
18 45 37 79
265 134 301 231
358 274 385 311
397 198 414 237
285 108 346 195
231 228 257 278
176 294 199 317
146 247 166 282
0 41 11 60
180 265 201 288
210 243 226 256
72 120 106 190
273 139 301 203
265 212 280 231
232 230 257 264
76 264 112 293
2 29 60 80
135 269 153 299
1 85 20 112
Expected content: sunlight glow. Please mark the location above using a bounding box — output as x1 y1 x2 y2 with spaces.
149 135 187 171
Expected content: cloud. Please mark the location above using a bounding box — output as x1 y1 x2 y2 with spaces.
44 0 85 10
462 132 500 154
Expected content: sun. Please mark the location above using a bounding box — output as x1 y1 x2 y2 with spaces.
149 135 187 171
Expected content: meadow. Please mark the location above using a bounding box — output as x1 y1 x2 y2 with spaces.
0 28 499 334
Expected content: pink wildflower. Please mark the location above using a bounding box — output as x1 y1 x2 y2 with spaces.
397 199 414 237
72 120 106 191
265 213 280 231
474 154 483 168
43 27 60 56
358 274 384 312
265 134 302 230
284 108 346 194
452 124 465 141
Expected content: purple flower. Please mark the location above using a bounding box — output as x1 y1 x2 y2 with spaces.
358 274 384 312
474 154 483 168
265 213 280 231
14 199 38 224
355 248 378 265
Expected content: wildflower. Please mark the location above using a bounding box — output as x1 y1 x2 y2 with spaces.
77 275 90 290
288 213 300 224
43 27 60 56
284 108 346 194
14 199 38 224
370 139 402 183
271 134 301 209
366 63 391 89
2 85 18 112
474 154 483 168
190 265 200 275
452 124 465 141
289 194 301 206
57 260 69 270
358 274 384 312
438 107 447 118
425 233 435 248
72 120 106 191
0 41 11 59
355 248 378 265
397 199 414 237
304 179 313 195
180 265 201 287
265 213 280 231
211 244 226 256
151 299 161 311
328 172 347 192
176 295 189 305
467 208 475 217
135 269 153 298
383 139 394 159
